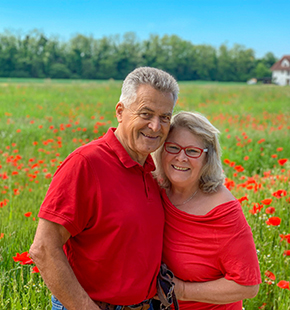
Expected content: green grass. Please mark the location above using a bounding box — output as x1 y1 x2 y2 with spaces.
0 80 290 309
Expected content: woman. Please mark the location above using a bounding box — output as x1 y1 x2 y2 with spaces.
153 111 261 309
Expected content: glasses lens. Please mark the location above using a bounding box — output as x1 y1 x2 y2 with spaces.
185 147 202 158
165 143 180 154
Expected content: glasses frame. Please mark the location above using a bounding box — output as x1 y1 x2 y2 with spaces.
164 142 208 158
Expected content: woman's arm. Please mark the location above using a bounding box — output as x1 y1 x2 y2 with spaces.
174 277 259 304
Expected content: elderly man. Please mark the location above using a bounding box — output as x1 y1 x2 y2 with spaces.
29 67 179 310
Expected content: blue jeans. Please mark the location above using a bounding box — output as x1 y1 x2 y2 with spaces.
51 296 68 310
51 296 154 310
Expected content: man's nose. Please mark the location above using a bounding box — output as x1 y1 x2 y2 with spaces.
148 116 161 132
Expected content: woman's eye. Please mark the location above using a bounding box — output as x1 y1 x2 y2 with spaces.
187 149 199 155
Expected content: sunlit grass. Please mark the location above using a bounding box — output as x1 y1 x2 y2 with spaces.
0 80 289 309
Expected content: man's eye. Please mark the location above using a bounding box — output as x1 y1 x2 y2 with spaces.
139 113 151 119
160 115 171 122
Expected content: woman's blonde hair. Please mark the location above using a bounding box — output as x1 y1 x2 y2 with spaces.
153 111 225 193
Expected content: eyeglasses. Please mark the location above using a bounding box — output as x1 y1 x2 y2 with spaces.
164 142 208 158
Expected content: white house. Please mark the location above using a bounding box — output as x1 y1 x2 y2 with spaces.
271 55 290 85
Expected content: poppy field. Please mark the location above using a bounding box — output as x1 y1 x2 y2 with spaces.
0 79 289 309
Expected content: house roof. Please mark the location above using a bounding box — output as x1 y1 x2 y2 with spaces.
271 55 290 71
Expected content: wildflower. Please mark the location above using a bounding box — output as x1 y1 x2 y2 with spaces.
265 207 276 214
238 196 248 203
257 139 265 144
272 189 287 198
283 250 290 256
24 212 32 217
224 178 235 191
277 280 290 290
12 252 33 265
265 270 276 280
280 234 290 243
249 203 263 215
278 159 288 166
266 217 281 226
32 266 40 273
261 198 272 205
0 233 4 239
223 159 231 165
277 147 283 152
234 165 244 173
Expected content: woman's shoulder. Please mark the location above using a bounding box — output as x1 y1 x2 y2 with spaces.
208 185 236 207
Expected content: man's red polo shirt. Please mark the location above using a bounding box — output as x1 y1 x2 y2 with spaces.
39 128 164 305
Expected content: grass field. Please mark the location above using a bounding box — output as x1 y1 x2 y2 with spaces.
0 79 289 309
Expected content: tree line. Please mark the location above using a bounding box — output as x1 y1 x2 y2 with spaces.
0 29 277 81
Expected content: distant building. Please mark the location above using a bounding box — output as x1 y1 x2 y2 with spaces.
270 55 290 85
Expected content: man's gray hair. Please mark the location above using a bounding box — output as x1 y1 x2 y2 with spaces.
119 67 179 107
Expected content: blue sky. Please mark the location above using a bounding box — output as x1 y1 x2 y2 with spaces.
0 0 289 59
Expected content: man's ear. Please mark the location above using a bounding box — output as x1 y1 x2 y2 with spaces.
115 102 125 123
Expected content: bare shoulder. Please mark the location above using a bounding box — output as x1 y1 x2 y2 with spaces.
189 186 236 215
202 185 235 210
209 185 235 206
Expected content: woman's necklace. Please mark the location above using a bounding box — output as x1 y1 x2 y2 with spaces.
174 189 198 207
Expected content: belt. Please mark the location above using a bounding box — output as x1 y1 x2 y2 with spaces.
96 300 151 310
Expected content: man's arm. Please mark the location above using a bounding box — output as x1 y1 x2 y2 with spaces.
174 277 259 304
29 218 100 310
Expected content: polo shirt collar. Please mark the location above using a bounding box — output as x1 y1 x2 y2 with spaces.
104 128 156 172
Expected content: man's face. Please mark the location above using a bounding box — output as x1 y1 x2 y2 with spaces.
115 84 175 165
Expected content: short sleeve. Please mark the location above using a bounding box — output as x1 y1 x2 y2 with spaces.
219 225 262 286
39 153 98 237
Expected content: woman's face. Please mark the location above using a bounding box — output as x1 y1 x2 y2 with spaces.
162 127 207 189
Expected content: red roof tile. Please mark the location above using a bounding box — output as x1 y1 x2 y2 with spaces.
271 55 290 71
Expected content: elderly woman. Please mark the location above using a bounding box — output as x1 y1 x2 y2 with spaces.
153 111 261 310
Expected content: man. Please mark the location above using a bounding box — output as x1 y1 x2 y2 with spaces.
29 67 179 310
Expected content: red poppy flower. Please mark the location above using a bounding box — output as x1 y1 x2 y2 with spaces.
234 165 244 172
278 158 288 166
277 280 290 290
238 196 248 203
0 233 4 239
24 212 32 217
280 234 290 243
272 190 287 198
257 139 265 144
224 178 235 191
32 266 40 273
277 147 283 152
265 207 276 214
261 198 272 205
12 252 33 265
249 203 263 215
265 270 276 280
266 217 281 226
283 250 290 256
